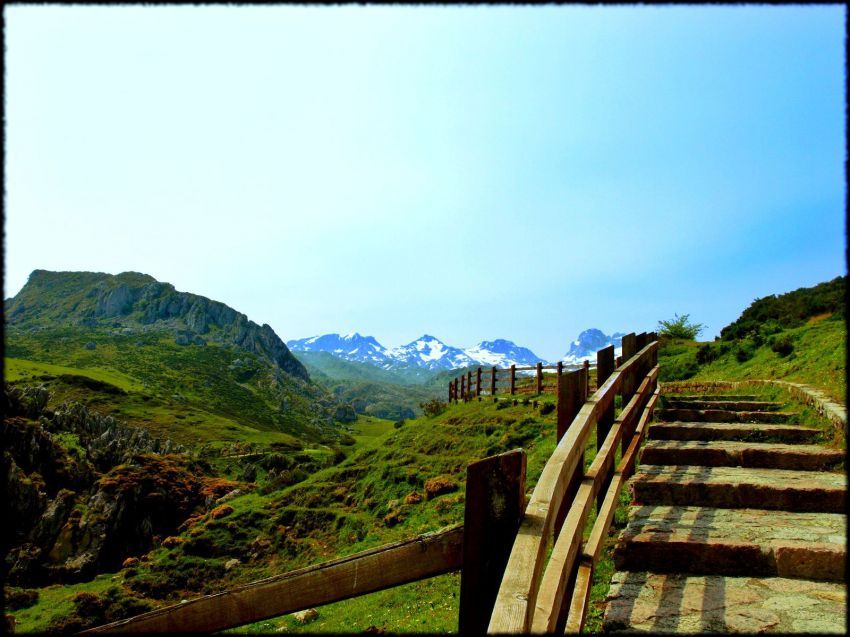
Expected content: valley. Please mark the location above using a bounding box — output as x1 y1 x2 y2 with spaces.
3 270 845 634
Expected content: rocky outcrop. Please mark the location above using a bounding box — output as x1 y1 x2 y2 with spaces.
5 270 309 381
3 384 206 586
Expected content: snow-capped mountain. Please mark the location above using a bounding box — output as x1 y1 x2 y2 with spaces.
287 332 391 366
385 335 478 371
287 333 550 371
465 339 548 368
562 329 625 364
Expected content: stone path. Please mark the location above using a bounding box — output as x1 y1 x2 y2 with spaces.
603 391 847 633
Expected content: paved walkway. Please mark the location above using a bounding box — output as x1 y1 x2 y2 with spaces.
603 391 847 633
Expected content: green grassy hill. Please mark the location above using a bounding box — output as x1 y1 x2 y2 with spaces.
5 270 353 444
659 276 846 402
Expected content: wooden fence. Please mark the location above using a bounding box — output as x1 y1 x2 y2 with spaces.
448 360 597 402
83 331 658 635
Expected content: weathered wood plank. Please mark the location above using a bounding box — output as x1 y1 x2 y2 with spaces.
459 450 526 634
564 563 593 634
82 525 465 634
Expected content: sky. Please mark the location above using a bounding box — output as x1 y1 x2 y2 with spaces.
4 5 846 361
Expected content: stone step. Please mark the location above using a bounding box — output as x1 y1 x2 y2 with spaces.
613 506 846 581
603 571 846 633
648 422 822 444
665 399 783 412
658 408 795 423
670 394 760 401
640 440 843 470
630 465 845 513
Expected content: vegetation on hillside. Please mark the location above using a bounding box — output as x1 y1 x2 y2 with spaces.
658 277 846 402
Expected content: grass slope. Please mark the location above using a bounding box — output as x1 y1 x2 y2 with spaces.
5 325 342 444
659 315 845 402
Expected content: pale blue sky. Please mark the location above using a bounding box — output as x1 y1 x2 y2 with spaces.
4 5 845 360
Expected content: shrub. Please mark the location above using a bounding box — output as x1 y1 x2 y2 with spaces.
657 314 705 340
769 333 794 357
734 341 756 362
420 399 447 418
539 402 555 416
6 588 38 610
424 475 457 499
695 344 720 365
210 504 234 519
393 419 406 429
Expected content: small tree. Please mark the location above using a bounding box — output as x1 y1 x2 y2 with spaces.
657 314 705 340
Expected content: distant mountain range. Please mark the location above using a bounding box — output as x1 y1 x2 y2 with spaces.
288 329 627 371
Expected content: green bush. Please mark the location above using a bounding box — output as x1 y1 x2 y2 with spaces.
695 344 720 365
734 340 756 362
657 314 705 340
420 399 448 417
769 333 794 357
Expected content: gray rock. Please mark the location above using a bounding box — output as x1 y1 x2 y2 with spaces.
84 342 97 350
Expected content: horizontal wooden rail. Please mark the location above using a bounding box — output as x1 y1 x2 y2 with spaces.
531 366 658 633
565 386 660 633
81 525 464 634
487 341 657 633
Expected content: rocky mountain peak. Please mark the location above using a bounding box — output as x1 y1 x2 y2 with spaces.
6 270 308 381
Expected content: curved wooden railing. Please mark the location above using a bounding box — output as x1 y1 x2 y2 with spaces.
488 334 659 633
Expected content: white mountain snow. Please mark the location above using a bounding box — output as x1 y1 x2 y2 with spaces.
287 333 550 371
288 329 629 372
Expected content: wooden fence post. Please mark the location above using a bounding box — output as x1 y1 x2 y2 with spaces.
582 360 590 396
467 371 473 402
477 367 483 398
510 365 516 395
536 362 543 395
620 333 637 453
491 367 496 396
554 369 585 542
460 375 466 401
458 449 526 635
596 345 616 513
635 332 648 378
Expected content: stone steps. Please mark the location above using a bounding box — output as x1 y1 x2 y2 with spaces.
612 506 846 580
673 394 760 401
665 400 783 411
603 388 846 633
648 421 822 444
658 408 796 424
640 440 843 470
603 571 846 633
630 465 845 513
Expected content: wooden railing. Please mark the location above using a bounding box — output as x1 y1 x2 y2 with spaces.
83 331 658 635
488 331 659 633
448 360 597 402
